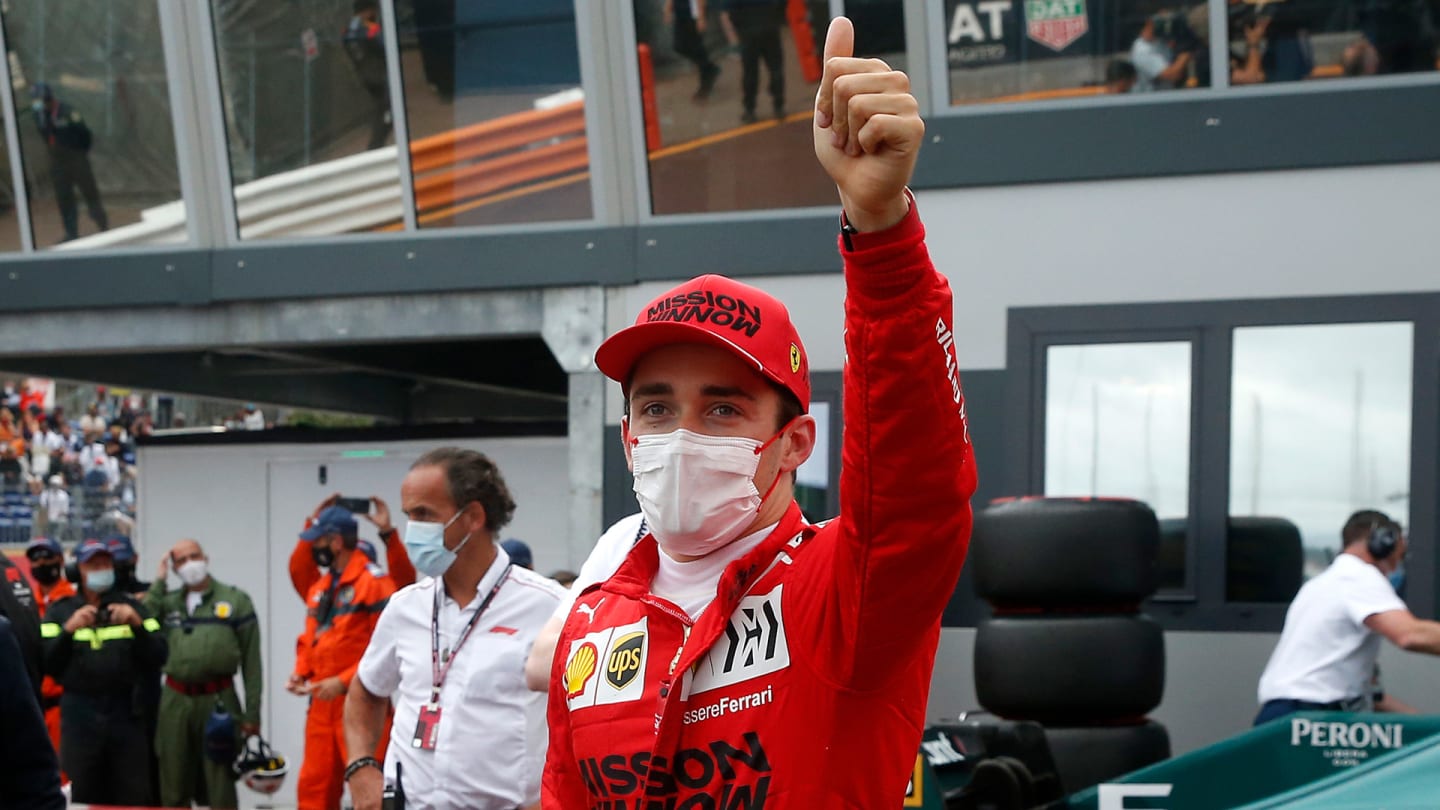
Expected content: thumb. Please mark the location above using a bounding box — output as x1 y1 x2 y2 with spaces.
815 17 856 129
822 15 855 62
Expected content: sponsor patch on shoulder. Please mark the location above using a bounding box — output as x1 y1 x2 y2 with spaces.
688 585 789 696
564 617 649 711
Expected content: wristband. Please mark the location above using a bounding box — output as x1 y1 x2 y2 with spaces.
344 756 382 782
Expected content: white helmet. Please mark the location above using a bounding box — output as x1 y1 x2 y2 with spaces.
233 734 288 795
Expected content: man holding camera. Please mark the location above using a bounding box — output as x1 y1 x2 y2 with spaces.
146 539 263 810
1131 11 1198 91
40 539 167 806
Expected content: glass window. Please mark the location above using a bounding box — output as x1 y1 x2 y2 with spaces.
4 0 185 249
1229 322 1412 600
795 400 832 521
0 127 22 252
393 0 593 228
1045 341 1193 589
636 0 904 215
944 0 1216 104
1225 1 1440 85
209 0 402 239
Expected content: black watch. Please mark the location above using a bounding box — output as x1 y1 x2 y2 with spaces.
839 210 860 252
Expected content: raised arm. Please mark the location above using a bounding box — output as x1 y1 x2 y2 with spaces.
1367 609 1440 655
813 18 977 687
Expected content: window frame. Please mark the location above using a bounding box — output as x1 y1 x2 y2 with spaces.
1006 293 1440 631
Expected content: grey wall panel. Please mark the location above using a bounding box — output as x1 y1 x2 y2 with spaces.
0 249 211 312
635 214 840 281
210 227 635 302
916 84 1440 189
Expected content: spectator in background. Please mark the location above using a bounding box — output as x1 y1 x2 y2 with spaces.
0 543 45 705
53 421 80 454
41 540 166 806
500 538 534 570
665 0 723 100
26 537 75 769
1 380 18 410
288 504 399 810
243 403 266 431
18 381 45 416
106 536 150 598
724 0 787 123
29 418 57 480
78 404 104 438
147 539 263 810
343 447 561 810
1 442 29 491
31 83 108 243
1 406 20 449
1255 510 1440 724
1131 11 1198 91
38 476 70 539
1342 35 1382 75
0 615 66 810
1105 59 1138 93
344 0 393 150
548 569 578 588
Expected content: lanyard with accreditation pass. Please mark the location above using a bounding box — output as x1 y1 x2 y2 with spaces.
412 564 511 751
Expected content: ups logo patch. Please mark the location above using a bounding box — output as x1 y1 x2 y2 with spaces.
605 631 645 690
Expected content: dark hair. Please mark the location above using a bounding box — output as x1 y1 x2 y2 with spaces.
412 447 517 532
1106 59 1137 83
1341 509 1399 550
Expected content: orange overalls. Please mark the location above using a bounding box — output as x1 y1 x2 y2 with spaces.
292 551 395 810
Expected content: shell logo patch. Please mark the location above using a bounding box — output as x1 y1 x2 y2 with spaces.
214 601 233 620
566 642 598 699
789 343 802 373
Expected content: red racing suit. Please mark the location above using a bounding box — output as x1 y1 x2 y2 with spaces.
543 202 976 809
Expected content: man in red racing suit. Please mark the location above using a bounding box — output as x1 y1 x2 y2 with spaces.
542 17 975 809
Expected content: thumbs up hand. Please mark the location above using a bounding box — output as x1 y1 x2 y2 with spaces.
812 17 923 233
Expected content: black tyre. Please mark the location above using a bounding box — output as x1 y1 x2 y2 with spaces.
1226 516 1304 603
971 498 1159 607
1043 722 1171 794
974 615 1164 723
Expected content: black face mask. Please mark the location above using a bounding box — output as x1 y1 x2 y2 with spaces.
31 563 61 586
312 544 334 569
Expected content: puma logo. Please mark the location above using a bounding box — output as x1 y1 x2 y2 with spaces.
576 598 604 621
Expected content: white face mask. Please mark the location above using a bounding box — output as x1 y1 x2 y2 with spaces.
630 428 779 558
177 559 209 587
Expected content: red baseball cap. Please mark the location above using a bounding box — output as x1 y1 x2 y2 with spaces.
595 275 810 409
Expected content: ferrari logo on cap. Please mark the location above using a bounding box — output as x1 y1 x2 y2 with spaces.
789 344 801 373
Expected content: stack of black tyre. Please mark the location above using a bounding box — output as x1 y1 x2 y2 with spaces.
970 497 1171 796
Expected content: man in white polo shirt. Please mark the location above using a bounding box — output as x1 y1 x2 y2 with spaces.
1255 509 1440 725
343 447 562 810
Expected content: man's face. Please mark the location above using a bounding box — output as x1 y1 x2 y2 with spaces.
624 343 811 496
401 464 479 550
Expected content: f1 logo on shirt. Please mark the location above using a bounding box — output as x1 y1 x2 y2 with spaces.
689 585 790 696
565 618 649 711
